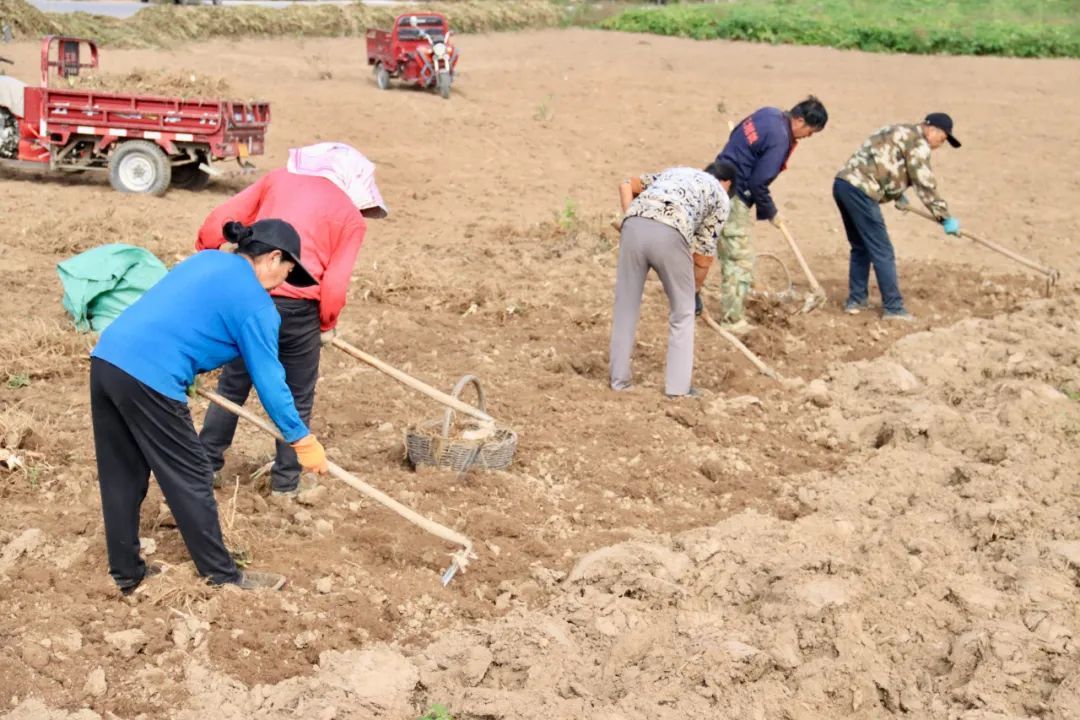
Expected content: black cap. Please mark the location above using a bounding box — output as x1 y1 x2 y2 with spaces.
924 112 961 148
224 219 319 288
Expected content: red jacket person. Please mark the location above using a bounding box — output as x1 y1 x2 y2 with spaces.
195 142 387 495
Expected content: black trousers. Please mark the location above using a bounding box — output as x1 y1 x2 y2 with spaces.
90 358 240 590
199 297 321 492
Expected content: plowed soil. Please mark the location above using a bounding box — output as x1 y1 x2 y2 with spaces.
1 29 1078 720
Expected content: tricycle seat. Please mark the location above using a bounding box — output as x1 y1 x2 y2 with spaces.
0 75 26 117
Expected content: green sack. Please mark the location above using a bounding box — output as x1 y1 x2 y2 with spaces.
57 244 168 333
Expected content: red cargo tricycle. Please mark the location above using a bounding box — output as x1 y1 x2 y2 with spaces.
366 13 459 99
0 36 270 196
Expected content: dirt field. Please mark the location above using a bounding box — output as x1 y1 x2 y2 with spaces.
1 28 1079 720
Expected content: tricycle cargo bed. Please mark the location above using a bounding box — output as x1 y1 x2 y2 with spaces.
366 29 392 64
0 35 272 196
26 87 269 153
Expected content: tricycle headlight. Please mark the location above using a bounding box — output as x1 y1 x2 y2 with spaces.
433 43 447 57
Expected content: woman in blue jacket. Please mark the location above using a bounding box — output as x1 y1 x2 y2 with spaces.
90 219 328 594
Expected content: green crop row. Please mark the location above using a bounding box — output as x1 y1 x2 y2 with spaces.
600 0 1080 58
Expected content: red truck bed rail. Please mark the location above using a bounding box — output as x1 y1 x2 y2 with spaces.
1 35 272 195
26 86 270 156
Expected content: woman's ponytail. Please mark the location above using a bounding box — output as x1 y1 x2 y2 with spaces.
225 221 280 260
223 221 255 250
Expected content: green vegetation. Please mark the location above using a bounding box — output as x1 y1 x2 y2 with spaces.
418 705 454 720
601 0 1080 58
534 94 555 123
228 547 253 568
558 198 579 231
6 373 30 390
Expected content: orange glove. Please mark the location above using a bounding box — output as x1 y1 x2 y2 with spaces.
291 435 328 474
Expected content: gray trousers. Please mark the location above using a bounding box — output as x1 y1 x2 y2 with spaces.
609 216 696 395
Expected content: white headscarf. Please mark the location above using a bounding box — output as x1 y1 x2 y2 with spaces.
286 142 388 218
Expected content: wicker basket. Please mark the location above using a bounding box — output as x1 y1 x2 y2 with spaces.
405 375 517 472
749 252 797 302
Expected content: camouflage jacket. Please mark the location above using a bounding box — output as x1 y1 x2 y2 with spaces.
836 124 950 220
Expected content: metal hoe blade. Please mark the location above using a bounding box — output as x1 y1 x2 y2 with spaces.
440 444 482 586
800 288 828 314
441 550 477 586
441 559 462 587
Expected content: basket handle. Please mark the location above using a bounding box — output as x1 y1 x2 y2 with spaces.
441 375 486 438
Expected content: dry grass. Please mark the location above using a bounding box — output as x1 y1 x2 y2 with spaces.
16 210 168 258
0 0 59 39
0 403 63 495
0 404 38 449
8 0 565 48
0 319 92 385
220 474 257 570
137 562 216 608
67 68 233 98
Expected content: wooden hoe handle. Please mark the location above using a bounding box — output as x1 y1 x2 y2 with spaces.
195 387 476 584
775 220 825 295
700 308 781 381
898 204 1060 284
331 337 494 423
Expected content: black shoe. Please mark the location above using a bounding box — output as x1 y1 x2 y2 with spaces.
120 563 163 596
694 292 703 317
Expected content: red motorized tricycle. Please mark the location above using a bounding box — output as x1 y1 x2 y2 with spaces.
366 13 459 99
0 36 270 196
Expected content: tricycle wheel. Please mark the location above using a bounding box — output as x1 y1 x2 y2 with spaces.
171 161 211 191
437 71 451 99
375 64 390 91
108 140 171 196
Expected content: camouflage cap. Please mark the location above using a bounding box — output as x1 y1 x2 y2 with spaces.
924 113 961 148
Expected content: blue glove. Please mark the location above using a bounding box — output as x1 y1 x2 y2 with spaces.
942 217 960 236
695 292 703 317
